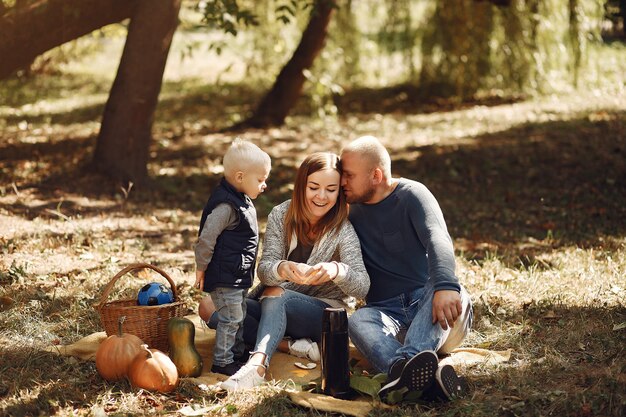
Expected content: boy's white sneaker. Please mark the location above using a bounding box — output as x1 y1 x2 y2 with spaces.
220 363 265 391
288 338 320 362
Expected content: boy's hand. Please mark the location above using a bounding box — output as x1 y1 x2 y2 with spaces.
195 270 204 289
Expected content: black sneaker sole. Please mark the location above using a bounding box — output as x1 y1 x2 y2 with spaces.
426 364 469 401
378 350 438 400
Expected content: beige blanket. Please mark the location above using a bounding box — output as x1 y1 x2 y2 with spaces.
47 314 511 417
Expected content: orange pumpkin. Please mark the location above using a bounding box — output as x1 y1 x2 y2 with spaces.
128 344 178 392
95 316 143 381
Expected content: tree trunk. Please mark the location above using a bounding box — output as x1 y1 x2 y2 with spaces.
93 0 181 185
0 0 134 79
621 0 626 37
238 0 335 129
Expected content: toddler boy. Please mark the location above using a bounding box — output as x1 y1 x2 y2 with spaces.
194 138 271 376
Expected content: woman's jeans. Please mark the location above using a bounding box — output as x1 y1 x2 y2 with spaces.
208 288 330 367
348 280 473 374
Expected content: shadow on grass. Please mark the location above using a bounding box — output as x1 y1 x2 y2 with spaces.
0 77 263 130
0 73 112 109
0 136 296 219
3 109 624 256
0 136 93 164
0 347 102 417
393 111 626 248
333 84 525 116
1 102 105 126
2 76 524 132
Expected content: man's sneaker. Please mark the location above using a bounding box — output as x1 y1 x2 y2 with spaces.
211 361 243 376
378 350 438 401
424 364 469 402
288 338 320 362
220 363 265 391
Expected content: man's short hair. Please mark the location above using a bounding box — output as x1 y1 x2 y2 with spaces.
223 138 271 178
342 135 391 179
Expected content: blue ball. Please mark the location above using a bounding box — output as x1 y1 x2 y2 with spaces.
137 282 173 306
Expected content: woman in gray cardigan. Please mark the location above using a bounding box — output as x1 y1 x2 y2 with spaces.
219 151 370 391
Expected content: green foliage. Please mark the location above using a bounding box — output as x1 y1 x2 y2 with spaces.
349 372 387 399
302 67 343 118
198 0 260 35
300 375 322 393
182 0 612 115
385 387 410 405
418 0 606 97
348 365 427 405
275 0 312 24
196 0 317 35
0 0 15 14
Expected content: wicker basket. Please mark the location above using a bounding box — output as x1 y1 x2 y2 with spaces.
94 263 186 352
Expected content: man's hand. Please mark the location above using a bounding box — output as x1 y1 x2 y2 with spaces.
432 290 462 330
195 270 204 289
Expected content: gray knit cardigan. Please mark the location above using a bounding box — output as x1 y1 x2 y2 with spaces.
256 200 370 309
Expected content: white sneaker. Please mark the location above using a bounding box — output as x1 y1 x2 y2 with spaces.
220 363 265 392
288 338 320 362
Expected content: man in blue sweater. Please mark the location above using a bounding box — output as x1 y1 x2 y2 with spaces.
340 136 473 403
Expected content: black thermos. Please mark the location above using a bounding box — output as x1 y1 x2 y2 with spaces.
321 307 351 399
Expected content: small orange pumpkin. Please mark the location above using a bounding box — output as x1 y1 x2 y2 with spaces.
95 316 143 381
128 344 178 392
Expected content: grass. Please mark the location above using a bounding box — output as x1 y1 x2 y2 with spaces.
1 28 625 417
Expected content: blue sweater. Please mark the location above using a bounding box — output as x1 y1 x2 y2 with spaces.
348 178 460 303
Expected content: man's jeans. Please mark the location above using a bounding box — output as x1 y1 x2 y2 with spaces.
210 287 248 367
348 281 473 374
252 289 330 367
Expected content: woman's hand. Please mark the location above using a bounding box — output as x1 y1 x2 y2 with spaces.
278 261 310 284
303 262 338 285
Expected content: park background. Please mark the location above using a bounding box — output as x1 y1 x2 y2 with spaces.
0 0 625 416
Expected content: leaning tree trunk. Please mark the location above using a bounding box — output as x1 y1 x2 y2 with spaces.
93 0 181 185
237 0 335 129
0 0 134 79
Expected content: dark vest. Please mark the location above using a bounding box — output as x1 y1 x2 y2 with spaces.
199 178 259 292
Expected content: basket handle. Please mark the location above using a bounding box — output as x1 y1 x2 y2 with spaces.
95 263 178 309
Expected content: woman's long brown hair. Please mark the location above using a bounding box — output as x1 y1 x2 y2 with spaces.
284 152 348 248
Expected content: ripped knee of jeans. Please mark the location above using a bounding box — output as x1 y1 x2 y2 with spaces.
258 286 284 301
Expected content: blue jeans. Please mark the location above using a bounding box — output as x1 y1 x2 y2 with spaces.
253 289 330 367
208 288 330 367
209 287 248 367
348 281 473 374
209 298 261 349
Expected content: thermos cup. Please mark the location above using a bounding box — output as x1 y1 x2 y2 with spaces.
321 307 351 399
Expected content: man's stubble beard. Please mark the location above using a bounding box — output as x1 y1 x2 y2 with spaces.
345 186 376 205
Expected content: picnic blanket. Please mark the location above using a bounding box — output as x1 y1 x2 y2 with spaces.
46 314 511 416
